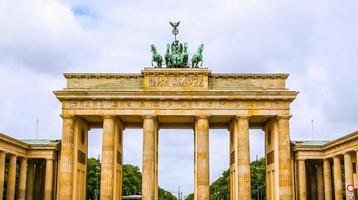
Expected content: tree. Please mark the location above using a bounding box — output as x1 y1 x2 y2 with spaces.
86 159 176 199
185 158 266 200
87 158 101 200
122 164 142 195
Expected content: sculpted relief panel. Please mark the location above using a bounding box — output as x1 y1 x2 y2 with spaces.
148 76 204 87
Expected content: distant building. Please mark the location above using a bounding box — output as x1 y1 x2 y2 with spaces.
122 195 142 200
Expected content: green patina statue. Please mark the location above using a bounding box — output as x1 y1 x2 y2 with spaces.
150 44 163 68
151 21 204 68
192 44 204 68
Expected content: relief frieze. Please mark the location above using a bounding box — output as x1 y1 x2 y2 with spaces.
148 76 204 87
63 99 289 110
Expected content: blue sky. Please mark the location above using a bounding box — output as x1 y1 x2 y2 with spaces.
0 0 357 196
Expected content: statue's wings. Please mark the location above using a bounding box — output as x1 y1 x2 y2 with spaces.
169 21 180 28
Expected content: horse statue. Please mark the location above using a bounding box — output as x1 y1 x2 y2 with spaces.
151 44 163 68
165 44 172 67
191 44 204 68
182 42 189 67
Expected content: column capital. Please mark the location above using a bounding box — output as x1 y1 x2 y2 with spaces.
142 115 157 120
235 115 250 120
277 115 292 120
102 115 116 119
60 114 75 119
8 154 17 158
344 151 352 155
195 115 210 120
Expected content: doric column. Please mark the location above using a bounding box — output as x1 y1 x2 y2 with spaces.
323 159 332 200
297 160 307 200
58 115 75 200
277 115 293 199
44 159 54 200
194 115 210 200
333 156 343 200
0 151 5 200
234 116 250 200
316 162 324 200
142 115 158 200
26 161 35 200
309 164 317 200
34 161 43 200
344 152 354 199
18 158 28 200
7 154 17 200
101 116 116 200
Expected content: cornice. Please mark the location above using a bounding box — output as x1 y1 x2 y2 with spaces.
211 73 289 79
63 72 289 80
64 73 143 79
53 90 299 101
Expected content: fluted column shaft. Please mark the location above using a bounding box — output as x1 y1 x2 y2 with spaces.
101 116 116 200
309 165 317 200
194 116 210 200
236 116 250 200
277 116 293 199
34 161 43 200
316 163 324 200
44 159 54 200
0 151 5 200
26 161 35 200
18 158 28 200
142 116 158 200
298 160 307 200
344 153 354 199
333 157 343 200
58 116 75 200
323 159 332 200
7 155 17 200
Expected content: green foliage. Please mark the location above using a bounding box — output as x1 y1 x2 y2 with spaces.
87 158 101 200
251 158 266 199
210 169 230 200
122 164 142 195
159 187 177 200
185 193 194 200
86 158 176 199
185 158 266 200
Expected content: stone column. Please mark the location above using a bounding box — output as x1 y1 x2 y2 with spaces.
277 116 293 199
316 162 324 200
0 151 5 200
323 159 332 200
142 116 158 200
58 115 75 200
7 154 16 200
26 161 35 200
298 160 307 200
44 159 54 200
194 115 210 200
344 152 354 199
34 161 43 200
309 164 317 200
101 116 116 200
333 156 343 200
235 116 250 200
18 158 28 200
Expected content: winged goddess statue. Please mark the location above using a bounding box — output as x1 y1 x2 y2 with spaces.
170 21 180 40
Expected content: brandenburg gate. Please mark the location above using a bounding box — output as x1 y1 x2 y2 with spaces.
54 22 298 200
54 67 298 200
